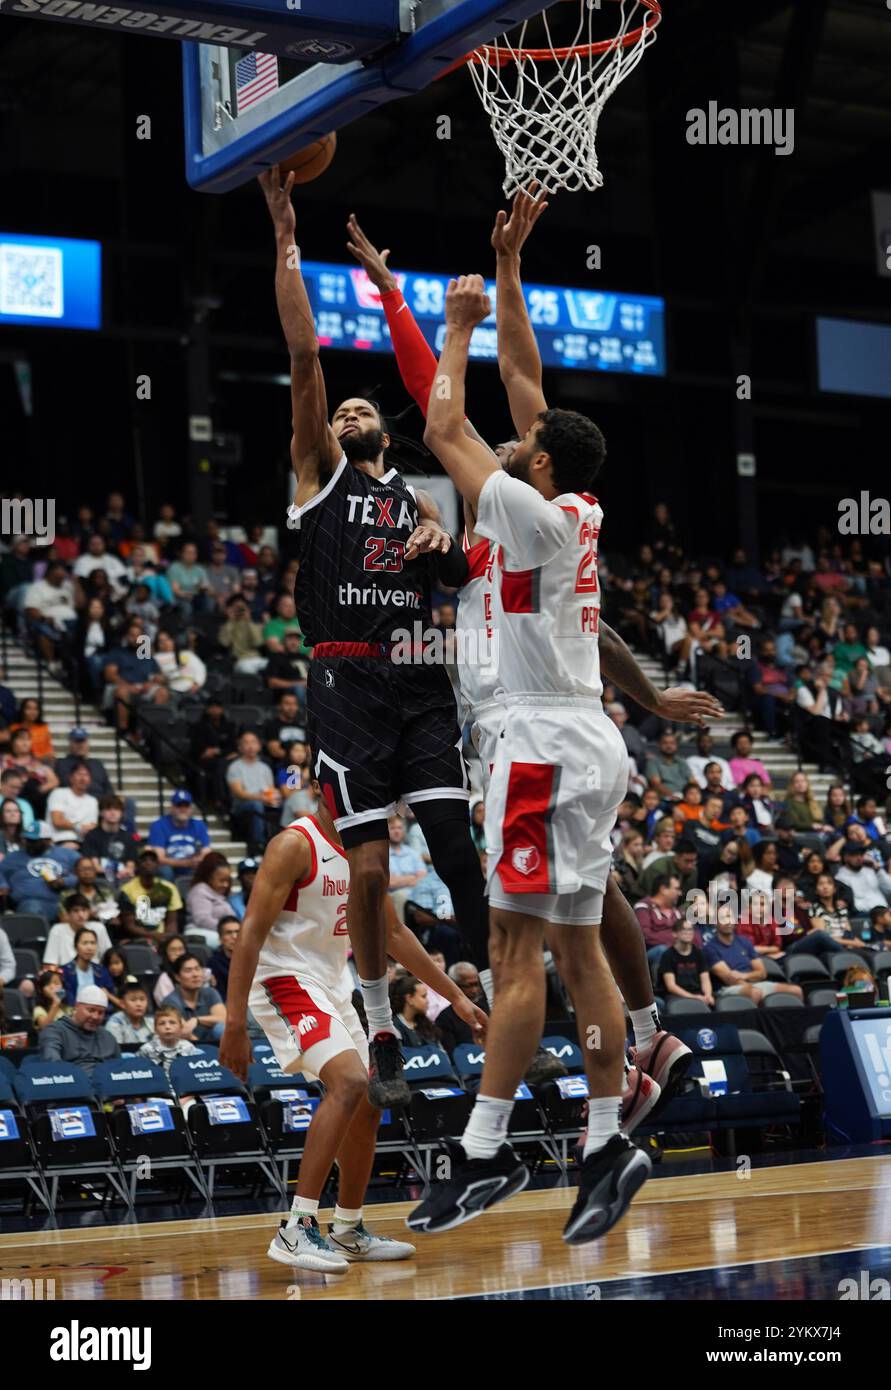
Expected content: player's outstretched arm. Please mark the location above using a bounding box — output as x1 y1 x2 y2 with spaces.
218 829 309 1081
259 167 340 500
384 898 487 1040
424 277 500 510
347 213 490 462
492 188 549 438
599 619 725 726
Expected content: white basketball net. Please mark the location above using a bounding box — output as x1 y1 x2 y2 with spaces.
468 0 661 196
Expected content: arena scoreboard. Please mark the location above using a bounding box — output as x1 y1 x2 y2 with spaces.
303 260 666 377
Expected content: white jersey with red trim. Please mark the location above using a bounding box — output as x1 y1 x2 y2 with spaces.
473 469 604 701
253 815 351 995
455 530 500 716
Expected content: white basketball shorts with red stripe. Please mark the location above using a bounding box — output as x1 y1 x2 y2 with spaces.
482 696 628 925
249 970 369 1080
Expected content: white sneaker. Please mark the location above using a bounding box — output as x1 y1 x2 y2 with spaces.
327 1221 416 1262
267 1217 349 1273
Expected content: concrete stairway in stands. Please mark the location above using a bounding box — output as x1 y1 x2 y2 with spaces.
3 642 249 866
618 650 835 800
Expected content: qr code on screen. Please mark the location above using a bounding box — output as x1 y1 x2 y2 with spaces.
0 244 64 318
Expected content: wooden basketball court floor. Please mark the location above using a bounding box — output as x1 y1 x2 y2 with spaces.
1 1154 890 1300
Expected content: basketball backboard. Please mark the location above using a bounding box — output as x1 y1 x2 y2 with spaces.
182 0 560 193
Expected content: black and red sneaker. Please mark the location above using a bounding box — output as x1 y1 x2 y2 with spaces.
368 1031 411 1108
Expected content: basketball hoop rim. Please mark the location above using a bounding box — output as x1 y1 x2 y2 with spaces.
459 0 661 67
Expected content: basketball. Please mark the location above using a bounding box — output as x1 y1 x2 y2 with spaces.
279 132 337 184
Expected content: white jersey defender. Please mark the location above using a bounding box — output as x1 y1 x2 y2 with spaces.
249 815 369 1079
469 470 629 923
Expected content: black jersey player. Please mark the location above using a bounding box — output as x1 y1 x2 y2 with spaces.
260 167 488 1107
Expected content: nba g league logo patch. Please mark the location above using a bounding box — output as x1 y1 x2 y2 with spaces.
511 847 541 876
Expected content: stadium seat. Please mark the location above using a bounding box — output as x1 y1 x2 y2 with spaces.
663 996 710 1017
0 1076 50 1212
761 958 786 982
673 1024 800 1134
0 1055 17 1084
92 1058 208 1205
793 834 827 856
873 951 891 998
452 1042 485 1093
401 1045 474 1149
762 992 804 1008
540 1035 584 1073
169 1054 283 1200
223 673 265 703
247 1057 320 1190
715 994 756 1013
3 988 33 1042
1 914 50 951
14 1062 129 1210
12 947 41 981
120 943 160 976
184 940 210 964
826 951 865 984
807 988 839 1010
737 1031 794 1092
784 953 830 985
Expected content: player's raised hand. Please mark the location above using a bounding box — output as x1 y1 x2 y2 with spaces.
491 184 549 258
445 274 491 331
258 165 297 234
654 687 725 728
346 214 397 294
404 520 453 563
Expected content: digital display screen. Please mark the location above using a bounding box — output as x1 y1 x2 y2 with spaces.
0 233 102 330
817 317 891 399
303 261 666 376
850 1017 891 1114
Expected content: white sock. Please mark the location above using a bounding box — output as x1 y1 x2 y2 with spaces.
583 1096 622 1159
287 1195 319 1230
461 1095 514 1160
332 1205 362 1234
479 967 495 1008
359 973 396 1037
630 1004 660 1050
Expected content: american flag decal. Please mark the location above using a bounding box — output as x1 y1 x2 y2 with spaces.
235 52 279 114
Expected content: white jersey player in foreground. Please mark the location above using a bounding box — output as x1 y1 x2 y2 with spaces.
410 259 648 1243
219 786 487 1273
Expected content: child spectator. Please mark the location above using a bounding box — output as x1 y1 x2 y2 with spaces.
43 894 113 967
139 1003 201 1075
31 969 71 1031
107 982 155 1047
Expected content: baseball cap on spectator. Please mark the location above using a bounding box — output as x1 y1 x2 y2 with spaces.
76 986 108 1008
775 814 795 830
842 841 865 857
171 790 193 806
23 820 52 840
69 727 89 742
238 858 259 873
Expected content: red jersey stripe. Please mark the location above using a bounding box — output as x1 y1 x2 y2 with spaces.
496 761 557 894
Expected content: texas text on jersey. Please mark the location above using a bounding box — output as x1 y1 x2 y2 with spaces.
287 455 435 647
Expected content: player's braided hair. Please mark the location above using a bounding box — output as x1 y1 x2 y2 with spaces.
536 408 606 493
